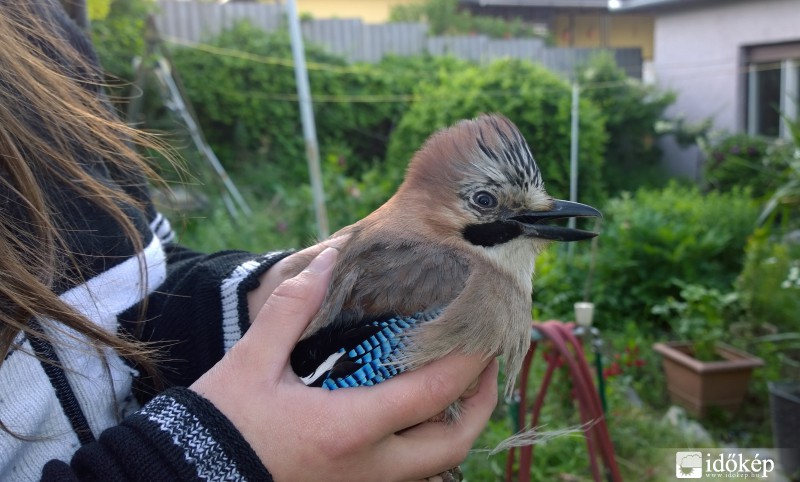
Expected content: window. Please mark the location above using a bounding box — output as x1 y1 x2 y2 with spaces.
745 42 800 139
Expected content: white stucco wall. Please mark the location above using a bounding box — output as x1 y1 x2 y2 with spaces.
653 0 800 133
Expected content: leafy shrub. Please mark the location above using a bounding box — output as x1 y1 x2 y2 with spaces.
272 143 405 240
170 23 364 180
578 53 675 196
736 228 800 332
175 141 400 250
757 123 800 229
169 25 476 204
389 0 538 39
704 128 799 218
533 182 759 329
703 134 774 197
351 54 473 173
652 282 741 361
592 182 757 325
386 58 608 205
91 0 153 96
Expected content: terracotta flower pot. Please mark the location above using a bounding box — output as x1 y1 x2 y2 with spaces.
653 341 764 416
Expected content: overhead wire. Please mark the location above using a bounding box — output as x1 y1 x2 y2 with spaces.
164 35 788 98
162 35 642 102
164 35 369 75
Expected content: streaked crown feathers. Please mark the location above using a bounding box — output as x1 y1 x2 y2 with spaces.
404 114 544 193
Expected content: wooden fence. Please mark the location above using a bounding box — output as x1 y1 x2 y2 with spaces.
155 1 642 79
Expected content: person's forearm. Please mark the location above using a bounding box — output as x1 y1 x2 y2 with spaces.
41 388 272 482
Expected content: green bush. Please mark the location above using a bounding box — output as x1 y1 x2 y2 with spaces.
652 282 741 361
578 53 675 196
386 58 608 205
592 182 757 325
174 143 400 250
389 0 538 39
704 134 774 197
737 228 800 332
533 182 759 329
170 23 361 180
91 0 152 87
169 24 475 184
757 125 800 229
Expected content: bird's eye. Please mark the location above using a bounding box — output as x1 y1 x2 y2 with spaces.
472 191 498 208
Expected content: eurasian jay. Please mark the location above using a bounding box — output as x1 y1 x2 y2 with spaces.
284 114 600 421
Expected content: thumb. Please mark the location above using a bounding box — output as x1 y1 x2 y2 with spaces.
240 246 338 379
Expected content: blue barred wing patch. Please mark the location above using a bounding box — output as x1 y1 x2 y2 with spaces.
301 311 441 390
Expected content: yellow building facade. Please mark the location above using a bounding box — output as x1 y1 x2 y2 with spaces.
295 0 419 24
293 1 653 61
553 13 653 60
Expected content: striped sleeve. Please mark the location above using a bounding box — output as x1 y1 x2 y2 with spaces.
41 388 272 481
126 247 292 392
119 234 293 395
150 212 176 245
219 254 288 352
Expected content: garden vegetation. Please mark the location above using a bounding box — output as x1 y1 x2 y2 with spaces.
92 1 800 479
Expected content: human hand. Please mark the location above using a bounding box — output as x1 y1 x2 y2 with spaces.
191 247 499 482
246 237 347 324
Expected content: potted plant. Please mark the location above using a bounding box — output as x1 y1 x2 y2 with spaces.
651 283 763 416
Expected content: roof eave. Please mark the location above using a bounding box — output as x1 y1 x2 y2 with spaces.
461 0 609 8
608 0 689 12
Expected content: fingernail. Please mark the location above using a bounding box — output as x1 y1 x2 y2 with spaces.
323 233 351 250
304 246 338 274
462 377 481 399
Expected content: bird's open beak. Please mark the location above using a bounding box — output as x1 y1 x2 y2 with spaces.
507 199 602 242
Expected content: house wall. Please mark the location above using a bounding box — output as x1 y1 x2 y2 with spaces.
652 0 800 133
295 0 418 24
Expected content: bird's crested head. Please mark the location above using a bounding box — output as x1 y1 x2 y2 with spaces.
398 114 601 249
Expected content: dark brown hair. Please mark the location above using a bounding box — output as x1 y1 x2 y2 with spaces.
0 2 167 435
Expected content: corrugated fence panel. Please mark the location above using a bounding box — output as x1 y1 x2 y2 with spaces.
302 19 364 62
223 2 282 33
157 1 283 42
155 1 642 78
361 23 428 63
487 38 545 62
427 36 489 62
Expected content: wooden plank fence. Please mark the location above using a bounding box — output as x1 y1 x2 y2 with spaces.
155 1 641 79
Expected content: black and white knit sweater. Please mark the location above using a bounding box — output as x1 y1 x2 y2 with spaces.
1 1 287 480
1 203 288 481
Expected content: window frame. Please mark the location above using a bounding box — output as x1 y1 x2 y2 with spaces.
744 41 800 139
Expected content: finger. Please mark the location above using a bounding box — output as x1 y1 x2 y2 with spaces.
346 353 492 435
461 377 481 399
403 359 498 443
385 360 499 479
292 234 351 263
461 357 499 400
249 236 350 321
455 358 499 413
243 246 338 377
273 234 351 280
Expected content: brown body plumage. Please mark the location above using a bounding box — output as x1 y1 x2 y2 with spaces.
284 114 600 408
